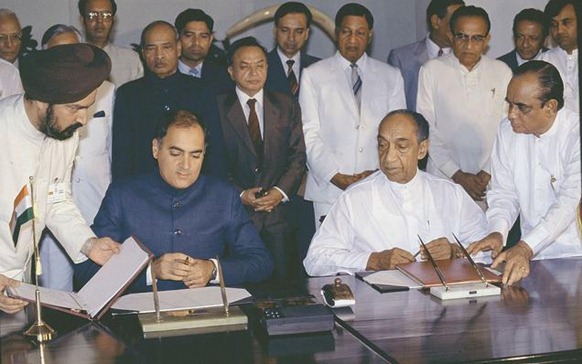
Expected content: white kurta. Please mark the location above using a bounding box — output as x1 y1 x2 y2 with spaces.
303 170 488 276
539 47 579 113
486 110 582 259
417 54 512 178
0 95 95 280
300 52 406 212
39 80 115 290
102 43 143 87
0 58 22 100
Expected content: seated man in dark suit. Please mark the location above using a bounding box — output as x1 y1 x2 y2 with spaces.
218 37 306 280
265 1 319 98
112 20 225 181
75 110 273 292
174 8 233 95
498 8 549 72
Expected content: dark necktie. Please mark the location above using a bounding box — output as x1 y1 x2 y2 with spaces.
286 60 299 96
438 48 444 57
246 98 263 160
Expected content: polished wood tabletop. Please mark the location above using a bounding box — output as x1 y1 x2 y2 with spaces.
307 257 582 363
2 257 582 363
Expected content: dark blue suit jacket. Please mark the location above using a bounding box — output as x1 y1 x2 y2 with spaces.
200 60 234 95
265 49 319 97
74 173 274 293
112 71 226 181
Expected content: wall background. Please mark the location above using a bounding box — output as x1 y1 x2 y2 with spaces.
4 0 549 60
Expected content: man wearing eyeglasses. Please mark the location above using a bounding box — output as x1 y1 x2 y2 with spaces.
417 6 512 208
0 9 23 99
78 0 143 86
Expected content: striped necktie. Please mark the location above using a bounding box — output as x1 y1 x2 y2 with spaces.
351 63 362 108
286 60 299 96
246 98 263 160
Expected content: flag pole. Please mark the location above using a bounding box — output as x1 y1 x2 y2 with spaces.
24 176 55 342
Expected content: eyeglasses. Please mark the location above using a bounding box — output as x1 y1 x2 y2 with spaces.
454 33 487 44
0 32 22 43
86 11 113 22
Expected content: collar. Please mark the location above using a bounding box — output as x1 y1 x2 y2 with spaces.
276 47 300 67
538 109 563 139
16 95 47 144
426 34 450 59
235 86 264 107
178 59 203 76
0 57 18 70
153 169 203 197
336 51 367 72
145 69 181 86
448 53 483 73
384 169 421 191
516 49 544 66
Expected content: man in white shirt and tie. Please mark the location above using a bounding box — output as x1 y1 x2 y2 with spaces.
300 3 405 226
468 61 581 285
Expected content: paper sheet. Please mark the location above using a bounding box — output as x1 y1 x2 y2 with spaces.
363 270 423 288
111 287 252 313
7 283 83 310
78 236 151 317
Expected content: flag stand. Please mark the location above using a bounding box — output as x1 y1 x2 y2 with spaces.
23 176 55 342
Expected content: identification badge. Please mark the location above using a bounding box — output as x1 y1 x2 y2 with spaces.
47 182 66 203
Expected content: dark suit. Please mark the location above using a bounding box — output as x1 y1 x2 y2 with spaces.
265 49 319 97
217 89 306 279
74 173 273 293
498 48 549 72
200 60 234 95
112 71 226 181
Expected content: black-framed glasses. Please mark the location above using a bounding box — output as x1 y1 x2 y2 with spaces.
453 33 487 44
86 11 113 22
0 32 22 43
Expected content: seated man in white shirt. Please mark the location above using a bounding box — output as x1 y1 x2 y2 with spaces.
467 60 581 285
304 110 488 276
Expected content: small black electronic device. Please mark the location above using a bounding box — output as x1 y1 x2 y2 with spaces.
255 188 269 199
255 296 334 336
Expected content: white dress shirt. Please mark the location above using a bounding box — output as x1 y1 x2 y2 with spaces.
486 109 582 259
540 47 579 113
0 58 22 100
304 170 488 276
417 54 512 179
277 47 300 79
102 43 143 87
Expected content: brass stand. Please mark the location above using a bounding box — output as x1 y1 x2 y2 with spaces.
24 289 55 342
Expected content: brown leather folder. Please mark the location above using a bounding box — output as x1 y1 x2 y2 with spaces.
396 259 501 288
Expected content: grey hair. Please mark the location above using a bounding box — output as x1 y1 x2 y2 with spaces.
41 24 84 49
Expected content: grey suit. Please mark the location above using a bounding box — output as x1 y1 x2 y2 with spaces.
217 90 306 280
387 37 429 111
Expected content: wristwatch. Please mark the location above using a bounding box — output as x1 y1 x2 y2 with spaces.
210 260 217 280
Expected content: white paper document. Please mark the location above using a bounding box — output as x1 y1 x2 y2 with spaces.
7 236 152 319
363 270 423 288
112 287 252 313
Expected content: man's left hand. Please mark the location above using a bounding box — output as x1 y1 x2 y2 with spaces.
491 240 533 285
183 259 215 288
254 188 284 212
87 237 121 265
423 237 454 260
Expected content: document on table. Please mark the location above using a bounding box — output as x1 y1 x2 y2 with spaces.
363 270 423 289
112 287 252 313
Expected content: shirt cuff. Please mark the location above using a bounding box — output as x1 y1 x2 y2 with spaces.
440 161 461 179
146 264 154 286
521 226 550 255
209 258 219 284
273 186 289 202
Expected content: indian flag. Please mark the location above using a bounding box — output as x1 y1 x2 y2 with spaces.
9 185 34 246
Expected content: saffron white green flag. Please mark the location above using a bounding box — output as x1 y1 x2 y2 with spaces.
9 185 34 246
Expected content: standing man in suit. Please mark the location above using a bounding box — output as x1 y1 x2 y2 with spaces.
218 37 306 280
498 9 549 72
388 0 465 111
175 8 233 95
266 1 320 275
300 3 406 226
112 21 225 181
266 1 320 98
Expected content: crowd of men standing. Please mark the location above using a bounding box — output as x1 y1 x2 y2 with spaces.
0 0 579 313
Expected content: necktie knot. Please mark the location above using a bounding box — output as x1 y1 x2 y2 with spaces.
438 48 444 57
189 67 200 77
286 59 295 70
247 98 257 108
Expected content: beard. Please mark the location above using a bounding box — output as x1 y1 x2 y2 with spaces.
38 104 83 141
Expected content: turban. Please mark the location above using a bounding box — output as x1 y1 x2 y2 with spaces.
20 43 111 104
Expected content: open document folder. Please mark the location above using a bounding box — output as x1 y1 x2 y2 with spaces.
111 287 252 314
7 237 153 320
